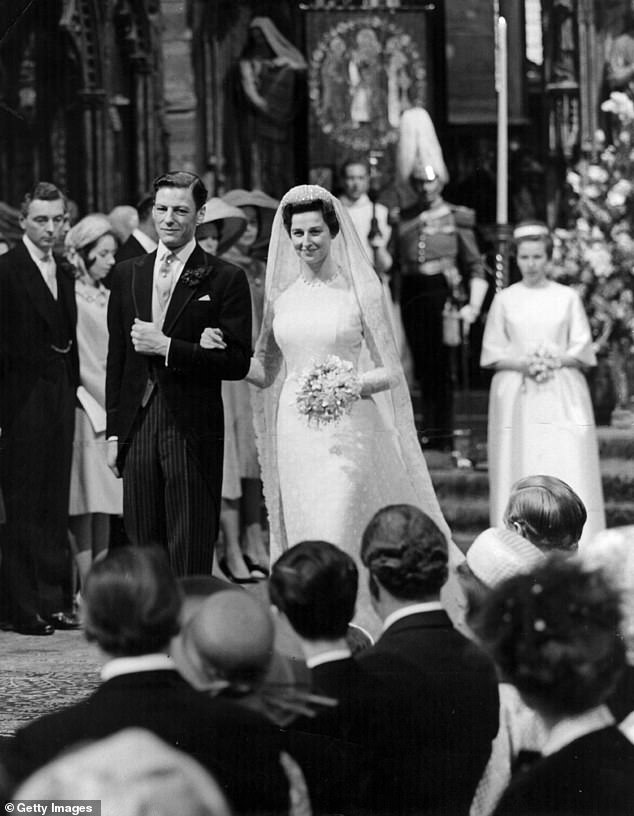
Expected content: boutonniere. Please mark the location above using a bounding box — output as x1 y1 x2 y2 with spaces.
180 266 211 288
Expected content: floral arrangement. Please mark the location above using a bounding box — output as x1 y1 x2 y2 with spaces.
524 345 561 384
296 355 361 427
553 91 634 414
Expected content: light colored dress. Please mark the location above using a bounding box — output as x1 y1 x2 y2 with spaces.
272 274 448 630
69 279 123 516
481 280 605 548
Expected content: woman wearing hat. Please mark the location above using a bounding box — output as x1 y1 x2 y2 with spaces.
217 190 278 579
66 215 122 586
480 220 605 549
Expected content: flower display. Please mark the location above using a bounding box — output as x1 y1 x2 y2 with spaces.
295 355 361 427
553 91 634 414
180 266 211 287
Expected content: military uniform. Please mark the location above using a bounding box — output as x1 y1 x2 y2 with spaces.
398 198 486 449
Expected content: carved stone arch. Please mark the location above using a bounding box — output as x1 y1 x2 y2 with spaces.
59 0 106 93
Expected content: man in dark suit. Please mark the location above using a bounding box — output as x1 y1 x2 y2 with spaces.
114 192 158 263
0 182 79 636
269 540 415 814
358 505 500 815
0 547 289 814
106 171 252 575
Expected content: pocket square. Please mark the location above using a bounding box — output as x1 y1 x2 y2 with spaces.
197 294 211 301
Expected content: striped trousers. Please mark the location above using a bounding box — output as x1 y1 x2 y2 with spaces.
123 391 217 575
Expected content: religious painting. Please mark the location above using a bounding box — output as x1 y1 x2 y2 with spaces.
305 10 428 175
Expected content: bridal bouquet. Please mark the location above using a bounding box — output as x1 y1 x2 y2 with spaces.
296 355 361 427
525 345 562 383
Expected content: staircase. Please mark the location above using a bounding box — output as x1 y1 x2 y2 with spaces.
424 391 634 554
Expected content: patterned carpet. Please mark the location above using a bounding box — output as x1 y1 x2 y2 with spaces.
1 630 101 736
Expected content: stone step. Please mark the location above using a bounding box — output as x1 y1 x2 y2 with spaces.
429 458 634 503
440 497 634 533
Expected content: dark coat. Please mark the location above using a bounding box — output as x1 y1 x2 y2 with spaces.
105 245 252 480
493 726 634 816
0 241 79 431
1 670 289 815
358 609 500 815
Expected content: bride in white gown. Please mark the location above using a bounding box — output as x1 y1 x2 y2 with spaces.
203 185 463 631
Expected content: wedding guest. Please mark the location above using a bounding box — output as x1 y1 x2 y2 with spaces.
13 729 231 816
0 547 289 815
358 504 499 815
220 188 279 578
66 214 122 588
580 525 634 729
481 220 605 548
202 185 463 635
0 182 79 635
114 194 158 264
472 556 634 816
195 197 258 583
107 205 138 246
269 540 413 814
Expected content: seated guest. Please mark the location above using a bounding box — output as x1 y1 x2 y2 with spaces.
0 547 289 815
466 478 587 815
581 525 634 728
270 541 409 814
503 474 587 553
358 505 499 816
171 587 322 727
472 555 634 816
14 728 231 816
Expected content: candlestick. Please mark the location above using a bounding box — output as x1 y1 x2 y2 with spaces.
496 14 508 226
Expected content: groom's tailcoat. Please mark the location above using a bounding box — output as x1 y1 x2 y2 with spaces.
106 245 251 570
0 242 79 622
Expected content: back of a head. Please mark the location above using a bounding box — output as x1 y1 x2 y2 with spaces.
269 541 358 640
361 504 448 601
504 475 587 552
108 205 139 243
83 547 182 657
471 554 625 719
176 589 274 692
581 525 634 664
15 728 231 816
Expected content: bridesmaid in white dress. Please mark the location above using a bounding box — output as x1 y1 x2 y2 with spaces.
204 185 463 632
481 221 605 549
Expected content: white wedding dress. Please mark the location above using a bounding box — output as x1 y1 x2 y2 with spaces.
271 274 461 632
274 275 420 552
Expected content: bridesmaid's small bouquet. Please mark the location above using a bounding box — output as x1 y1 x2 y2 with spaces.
525 344 562 383
296 355 361 427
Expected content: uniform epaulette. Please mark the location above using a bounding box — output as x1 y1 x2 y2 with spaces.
450 205 476 228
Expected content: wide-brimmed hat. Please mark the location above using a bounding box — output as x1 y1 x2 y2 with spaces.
197 197 247 255
222 189 278 250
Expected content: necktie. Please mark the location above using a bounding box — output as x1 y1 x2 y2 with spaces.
41 253 57 299
156 252 176 313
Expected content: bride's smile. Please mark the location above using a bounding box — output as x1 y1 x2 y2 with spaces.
290 210 333 273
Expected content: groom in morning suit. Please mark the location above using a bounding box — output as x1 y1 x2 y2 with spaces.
0 182 79 636
106 171 252 574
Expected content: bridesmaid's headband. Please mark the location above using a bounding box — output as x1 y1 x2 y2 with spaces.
513 224 550 240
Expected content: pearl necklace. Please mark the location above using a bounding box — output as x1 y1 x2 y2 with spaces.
300 266 340 288
77 280 108 307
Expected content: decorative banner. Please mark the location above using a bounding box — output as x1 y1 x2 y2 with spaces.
305 10 428 175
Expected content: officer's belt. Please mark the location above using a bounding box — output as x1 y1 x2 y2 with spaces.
417 257 456 276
